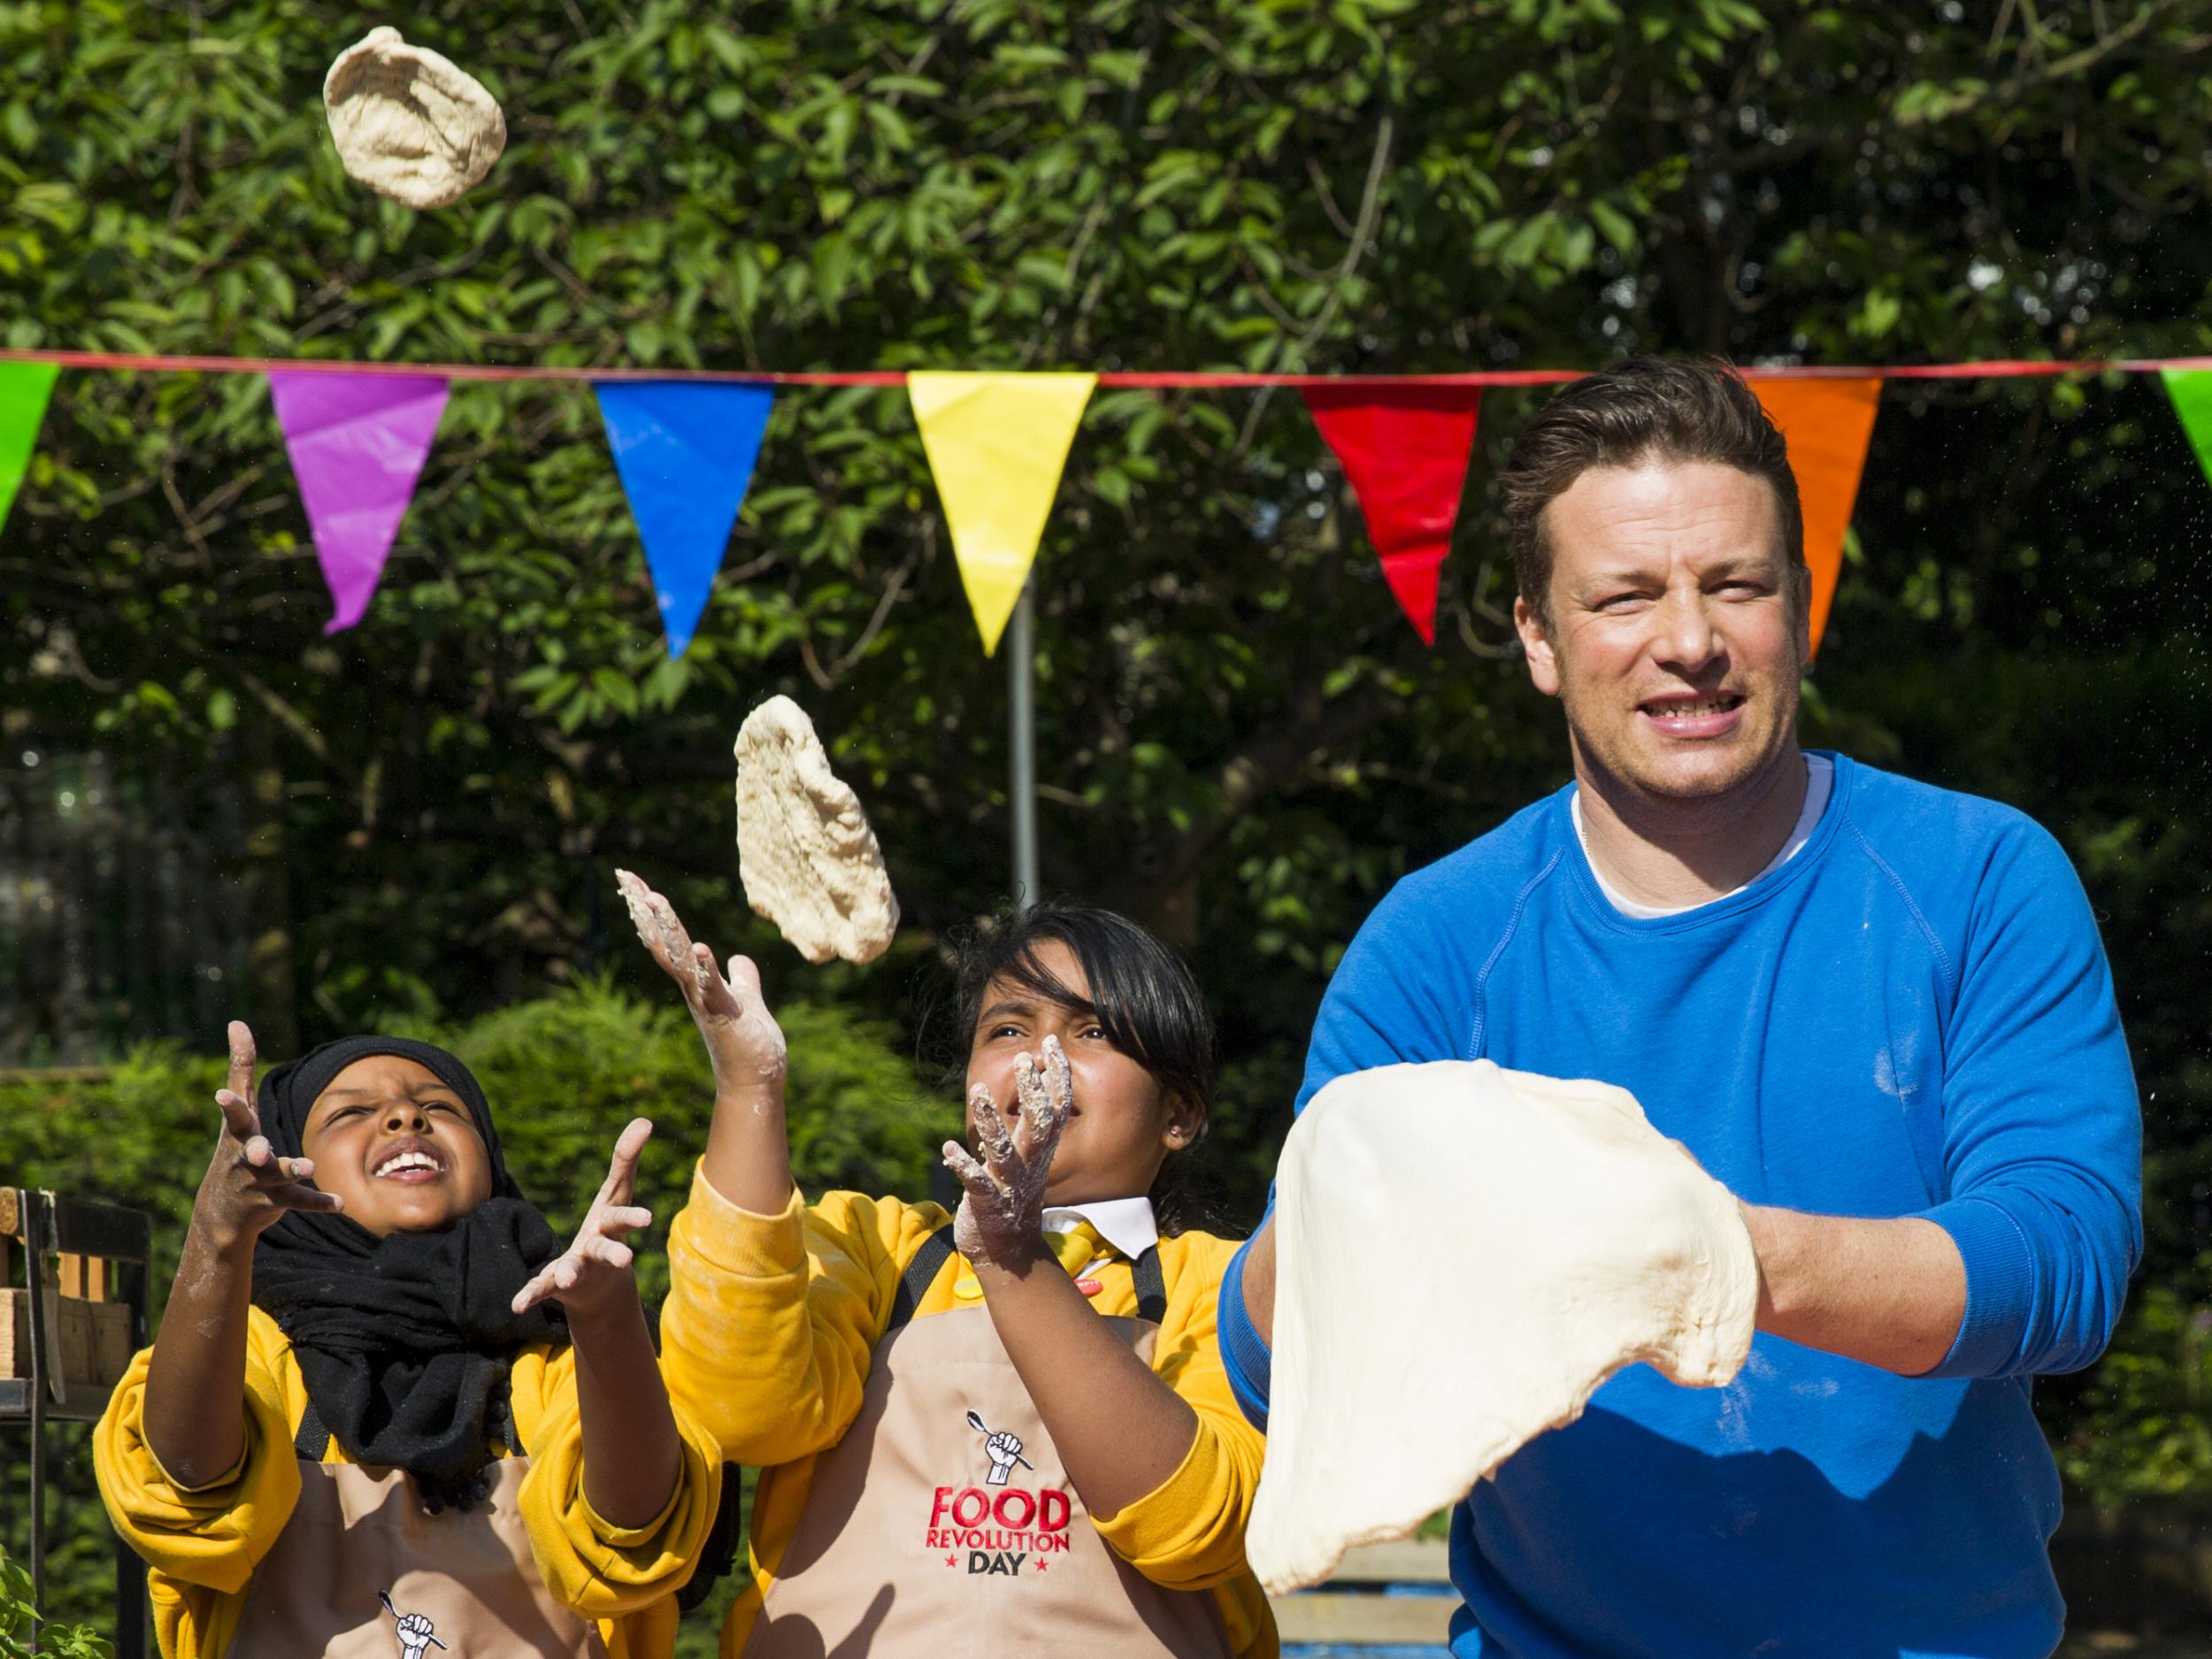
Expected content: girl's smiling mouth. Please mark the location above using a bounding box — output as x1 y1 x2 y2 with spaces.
372 1138 447 1181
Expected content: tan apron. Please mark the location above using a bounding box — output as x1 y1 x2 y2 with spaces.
744 1228 1232 1659
227 1403 611 1659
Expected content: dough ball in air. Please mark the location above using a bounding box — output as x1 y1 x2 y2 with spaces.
324 27 506 210
735 696 900 965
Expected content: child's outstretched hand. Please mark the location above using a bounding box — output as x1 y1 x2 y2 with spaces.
614 870 787 1103
511 1118 656 1319
196 1020 345 1253
942 1035 1073 1271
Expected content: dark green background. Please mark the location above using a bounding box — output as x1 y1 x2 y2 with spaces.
1 0 2208 1642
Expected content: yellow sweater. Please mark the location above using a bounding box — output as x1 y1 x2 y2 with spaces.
659 1168 1276 1658
94 1308 724 1659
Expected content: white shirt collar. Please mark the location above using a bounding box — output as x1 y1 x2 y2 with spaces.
1041 1195 1159 1263
1572 754 1833 918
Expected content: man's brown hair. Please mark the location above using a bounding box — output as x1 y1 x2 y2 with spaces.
1502 357 1806 626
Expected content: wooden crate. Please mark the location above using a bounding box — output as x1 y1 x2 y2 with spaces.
0 1286 135 1391
1268 1538 1457 1647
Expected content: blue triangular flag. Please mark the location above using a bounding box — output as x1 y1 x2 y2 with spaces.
593 381 775 657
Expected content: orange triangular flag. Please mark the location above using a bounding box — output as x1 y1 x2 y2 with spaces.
1749 379 1881 656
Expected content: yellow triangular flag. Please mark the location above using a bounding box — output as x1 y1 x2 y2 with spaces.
908 372 1097 654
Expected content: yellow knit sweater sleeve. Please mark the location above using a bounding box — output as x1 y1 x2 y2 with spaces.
93 1307 308 1659
659 1166 948 1465
508 1342 725 1619
95 1308 303 1592
1092 1232 1270 1594
96 1308 712 1659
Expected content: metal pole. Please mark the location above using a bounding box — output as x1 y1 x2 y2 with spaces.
1008 580 1039 910
24 1192 47 1656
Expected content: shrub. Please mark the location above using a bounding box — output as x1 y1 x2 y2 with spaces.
0 1548 110 1659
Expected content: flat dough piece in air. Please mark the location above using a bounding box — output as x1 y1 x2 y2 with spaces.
1247 1059 1757 1595
324 27 506 210
735 696 900 964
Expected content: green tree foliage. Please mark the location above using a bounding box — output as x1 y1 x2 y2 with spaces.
0 0 2209 1532
1 1548 111 1659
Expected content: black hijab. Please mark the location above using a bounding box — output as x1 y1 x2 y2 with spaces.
251 1035 564 1511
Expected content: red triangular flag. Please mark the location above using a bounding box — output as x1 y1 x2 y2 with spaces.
1749 379 1882 657
1304 387 1482 644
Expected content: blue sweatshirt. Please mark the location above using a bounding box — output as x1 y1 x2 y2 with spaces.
1220 753 2140 1659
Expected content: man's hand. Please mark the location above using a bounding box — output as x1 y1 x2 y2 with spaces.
942 1036 1071 1271
616 870 787 1102
511 1118 655 1319
194 1019 344 1255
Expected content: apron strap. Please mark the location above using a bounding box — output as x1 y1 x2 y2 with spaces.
1132 1244 1166 1325
884 1225 958 1338
293 1397 331 1463
882 1227 1166 1332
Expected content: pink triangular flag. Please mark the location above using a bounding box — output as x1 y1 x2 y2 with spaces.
1304 387 1482 644
269 372 450 634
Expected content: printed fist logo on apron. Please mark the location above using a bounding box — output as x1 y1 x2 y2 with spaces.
930 1409 1074 1576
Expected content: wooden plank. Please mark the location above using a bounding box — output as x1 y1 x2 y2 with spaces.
1270 1590 1455 1644
1325 1539 1455 1583
47 1194 153 1262
0 1287 135 1386
0 1375 114 1423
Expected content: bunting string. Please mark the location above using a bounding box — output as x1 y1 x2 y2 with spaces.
7 346 2212 385
3 343 2209 657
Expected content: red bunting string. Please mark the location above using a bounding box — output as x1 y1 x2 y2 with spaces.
4 347 2212 386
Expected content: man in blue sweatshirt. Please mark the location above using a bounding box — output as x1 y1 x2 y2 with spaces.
1219 357 2140 1657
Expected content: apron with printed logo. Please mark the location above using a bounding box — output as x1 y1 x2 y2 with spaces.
743 1227 1232 1659
227 1403 611 1659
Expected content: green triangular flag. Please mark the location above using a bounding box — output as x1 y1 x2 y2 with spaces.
0 360 58 534
2162 367 2212 487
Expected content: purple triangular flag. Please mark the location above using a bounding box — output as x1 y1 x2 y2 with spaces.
268 372 450 634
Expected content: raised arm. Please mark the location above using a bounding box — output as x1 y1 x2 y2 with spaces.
511 1118 680 1528
615 870 791 1213
142 1021 344 1490
948 1041 1199 1521
620 871 888 1465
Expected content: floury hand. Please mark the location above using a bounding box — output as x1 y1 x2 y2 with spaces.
942 1037 1073 1269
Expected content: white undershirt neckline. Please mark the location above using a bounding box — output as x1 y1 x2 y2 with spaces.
1041 1195 1159 1263
1571 754 1834 920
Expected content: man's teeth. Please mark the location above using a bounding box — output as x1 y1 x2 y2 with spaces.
1647 697 1737 716
374 1151 442 1178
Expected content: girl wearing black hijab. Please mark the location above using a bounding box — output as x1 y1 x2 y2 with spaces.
95 1023 722 1659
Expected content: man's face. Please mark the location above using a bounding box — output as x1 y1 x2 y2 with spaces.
1515 459 1809 803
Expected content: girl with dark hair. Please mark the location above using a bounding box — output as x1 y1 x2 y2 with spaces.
95 1025 724 1659
625 876 1274 1658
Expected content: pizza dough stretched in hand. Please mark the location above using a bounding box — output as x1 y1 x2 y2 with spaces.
1247 1060 1757 1595
734 696 900 964
324 27 506 210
